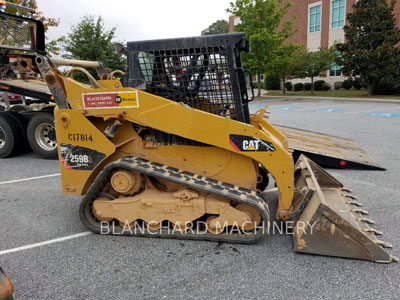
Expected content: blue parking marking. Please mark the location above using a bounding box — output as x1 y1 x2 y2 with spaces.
366 112 400 118
269 106 299 111
248 104 266 109
313 108 344 113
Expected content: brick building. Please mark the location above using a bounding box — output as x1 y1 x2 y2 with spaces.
229 0 400 85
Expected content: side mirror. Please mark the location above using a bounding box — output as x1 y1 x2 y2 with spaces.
114 43 127 55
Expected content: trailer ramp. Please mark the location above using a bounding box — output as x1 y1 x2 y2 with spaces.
276 126 385 171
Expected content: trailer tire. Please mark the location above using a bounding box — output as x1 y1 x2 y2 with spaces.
7 112 30 152
0 112 24 158
27 113 58 159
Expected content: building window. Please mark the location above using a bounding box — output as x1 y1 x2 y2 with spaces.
331 0 345 28
309 5 321 33
330 62 342 76
234 17 241 26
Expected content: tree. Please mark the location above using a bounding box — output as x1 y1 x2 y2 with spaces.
58 16 126 81
336 0 400 95
201 20 229 35
227 0 296 97
268 43 301 94
4 0 59 31
295 47 336 95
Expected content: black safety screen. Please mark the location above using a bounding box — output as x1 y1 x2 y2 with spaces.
0 12 45 53
127 33 250 123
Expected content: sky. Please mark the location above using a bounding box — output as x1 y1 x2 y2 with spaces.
36 0 233 43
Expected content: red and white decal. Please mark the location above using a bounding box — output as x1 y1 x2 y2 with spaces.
82 91 139 109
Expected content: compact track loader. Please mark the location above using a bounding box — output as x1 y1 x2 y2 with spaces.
0 3 396 263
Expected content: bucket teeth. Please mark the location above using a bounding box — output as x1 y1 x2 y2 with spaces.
362 228 383 235
342 193 357 199
346 200 362 207
351 208 368 215
357 217 375 225
374 240 393 249
341 188 353 193
391 256 399 262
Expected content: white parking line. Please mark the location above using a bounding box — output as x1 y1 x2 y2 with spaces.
0 232 93 256
0 173 60 185
344 106 400 114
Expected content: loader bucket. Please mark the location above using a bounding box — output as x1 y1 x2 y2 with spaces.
291 155 397 263
275 126 385 170
0 268 14 300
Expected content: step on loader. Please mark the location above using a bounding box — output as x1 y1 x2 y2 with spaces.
0 3 396 263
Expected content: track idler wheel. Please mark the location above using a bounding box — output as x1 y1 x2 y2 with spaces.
119 221 136 229
235 204 261 231
206 216 224 234
111 170 143 196
172 222 190 232
145 221 161 231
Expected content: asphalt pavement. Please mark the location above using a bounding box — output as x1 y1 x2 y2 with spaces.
0 99 399 299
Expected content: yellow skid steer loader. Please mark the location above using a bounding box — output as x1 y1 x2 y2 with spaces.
0 3 396 263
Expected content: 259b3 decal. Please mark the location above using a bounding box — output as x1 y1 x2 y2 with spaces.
60 144 106 170
229 135 275 152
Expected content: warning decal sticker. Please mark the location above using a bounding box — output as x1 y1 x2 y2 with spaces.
82 91 139 109
60 143 106 170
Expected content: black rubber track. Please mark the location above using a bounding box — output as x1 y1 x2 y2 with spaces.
80 156 271 244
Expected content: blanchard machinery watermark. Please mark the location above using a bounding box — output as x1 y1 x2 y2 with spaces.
100 220 317 236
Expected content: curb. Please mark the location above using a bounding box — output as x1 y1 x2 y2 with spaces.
253 96 400 105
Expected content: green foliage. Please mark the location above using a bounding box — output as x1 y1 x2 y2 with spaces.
46 39 63 57
268 42 303 93
373 79 399 95
291 46 337 94
227 0 296 95
201 20 229 35
284 82 292 91
58 16 126 82
295 47 337 79
264 74 280 90
322 82 331 91
304 83 312 91
352 79 362 90
294 83 303 91
313 80 325 91
334 81 343 90
336 0 400 95
343 79 352 90
252 81 262 89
